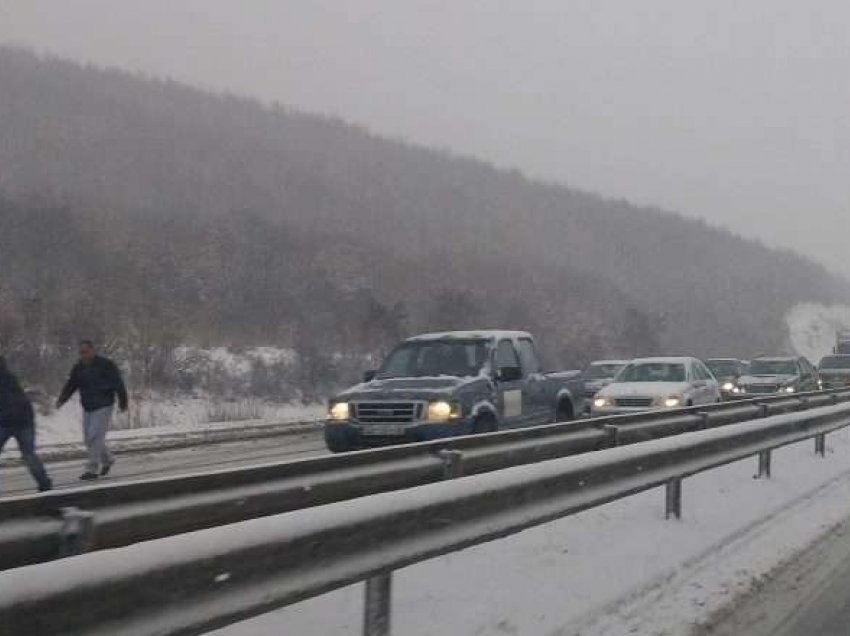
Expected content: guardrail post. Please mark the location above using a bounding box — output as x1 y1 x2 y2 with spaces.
665 477 682 520
757 403 769 418
438 450 464 479
59 507 96 556
815 433 826 457
363 573 392 636
603 425 619 448
756 450 772 479
696 412 710 430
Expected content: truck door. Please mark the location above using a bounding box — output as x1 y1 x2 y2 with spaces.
517 337 548 425
494 338 527 428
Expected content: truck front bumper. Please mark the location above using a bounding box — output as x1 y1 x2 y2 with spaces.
324 418 477 452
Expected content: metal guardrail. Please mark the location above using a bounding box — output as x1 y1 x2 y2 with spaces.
2 401 850 636
0 390 846 572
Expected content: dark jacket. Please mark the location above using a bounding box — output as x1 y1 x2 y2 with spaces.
0 358 35 430
58 356 128 413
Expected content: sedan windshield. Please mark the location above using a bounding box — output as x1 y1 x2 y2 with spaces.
379 339 489 378
819 355 850 370
616 362 686 383
706 360 740 378
749 360 797 376
585 363 626 380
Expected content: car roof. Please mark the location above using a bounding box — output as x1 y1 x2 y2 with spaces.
589 359 629 365
406 330 531 342
753 356 797 362
706 358 741 363
628 357 694 364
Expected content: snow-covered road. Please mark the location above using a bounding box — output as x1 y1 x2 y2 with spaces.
0 431 327 498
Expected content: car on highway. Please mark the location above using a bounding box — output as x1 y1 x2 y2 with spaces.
705 358 748 399
736 356 819 395
817 354 850 389
591 356 721 416
324 330 586 452
581 360 629 413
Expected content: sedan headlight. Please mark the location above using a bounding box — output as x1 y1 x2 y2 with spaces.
328 401 350 421
426 401 461 422
784 386 796 394
593 396 611 409
664 396 682 408
722 382 736 392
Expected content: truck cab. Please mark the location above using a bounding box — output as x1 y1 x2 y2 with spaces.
324 330 583 452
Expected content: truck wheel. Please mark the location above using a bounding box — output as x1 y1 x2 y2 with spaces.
555 400 574 422
473 414 497 434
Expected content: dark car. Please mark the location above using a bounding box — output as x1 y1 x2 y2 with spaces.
737 356 819 395
581 360 629 413
324 330 585 452
817 355 850 389
705 358 748 399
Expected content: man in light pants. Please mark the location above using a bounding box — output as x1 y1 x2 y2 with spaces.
56 341 128 480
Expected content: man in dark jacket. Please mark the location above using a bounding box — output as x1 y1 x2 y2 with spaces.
0 357 52 492
56 341 128 480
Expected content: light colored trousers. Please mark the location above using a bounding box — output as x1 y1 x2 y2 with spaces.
83 406 114 473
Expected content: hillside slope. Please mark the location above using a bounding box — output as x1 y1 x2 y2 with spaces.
0 47 846 387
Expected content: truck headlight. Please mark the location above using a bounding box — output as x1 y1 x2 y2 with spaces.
328 402 350 421
426 401 461 422
784 386 796 394
722 382 735 392
664 396 682 408
593 397 611 409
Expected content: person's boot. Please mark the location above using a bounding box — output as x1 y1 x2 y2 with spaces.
79 472 99 481
100 461 114 477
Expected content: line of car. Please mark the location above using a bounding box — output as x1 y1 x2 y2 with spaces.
321 329 850 453
585 353 850 417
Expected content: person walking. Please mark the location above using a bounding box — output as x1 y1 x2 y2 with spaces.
0 357 52 492
56 341 128 480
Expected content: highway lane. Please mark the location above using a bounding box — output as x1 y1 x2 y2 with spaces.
0 430 328 498
705 515 850 636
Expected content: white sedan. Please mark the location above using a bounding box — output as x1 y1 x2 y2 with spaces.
591 357 721 416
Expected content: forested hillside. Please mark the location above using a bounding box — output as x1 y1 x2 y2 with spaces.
0 47 846 397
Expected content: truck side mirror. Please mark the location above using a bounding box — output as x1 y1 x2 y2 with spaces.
497 366 523 383
363 370 378 383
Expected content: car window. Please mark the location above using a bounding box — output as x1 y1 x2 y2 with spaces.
692 362 706 381
517 338 541 375
495 339 521 372
699 362 715 381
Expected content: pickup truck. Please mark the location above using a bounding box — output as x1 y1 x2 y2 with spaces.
324 330 585 452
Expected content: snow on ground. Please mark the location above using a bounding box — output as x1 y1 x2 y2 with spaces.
32 398 324 445
786 302 850 362
212 429 850 636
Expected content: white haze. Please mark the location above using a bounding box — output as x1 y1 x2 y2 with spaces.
1 1 849 276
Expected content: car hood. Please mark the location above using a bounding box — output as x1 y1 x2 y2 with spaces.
336 375 488 401
584 378 615 391
820 369 850 377
738 374 798 385
598 382 692 398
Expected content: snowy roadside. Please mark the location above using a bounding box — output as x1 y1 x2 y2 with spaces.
3 400 325 462
211 429 850 636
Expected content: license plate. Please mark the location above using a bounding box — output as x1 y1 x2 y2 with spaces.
359 424 407 436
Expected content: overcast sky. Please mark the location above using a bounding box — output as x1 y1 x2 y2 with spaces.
1 1 849 276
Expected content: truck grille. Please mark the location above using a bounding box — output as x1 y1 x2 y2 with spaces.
352 402 423 424
615 397 654 408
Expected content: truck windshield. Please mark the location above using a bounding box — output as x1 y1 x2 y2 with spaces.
585 363 625 380
750 360 797 375
819 356 850 370
616 362 686 383
379 339 490 378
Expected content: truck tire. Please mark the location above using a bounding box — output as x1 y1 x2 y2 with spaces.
555 399 574 422
473 413 497 434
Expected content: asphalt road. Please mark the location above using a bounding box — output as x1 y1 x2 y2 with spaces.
0 430 328 498
705 515 850 636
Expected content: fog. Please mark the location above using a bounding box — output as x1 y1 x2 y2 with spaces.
1 0 849 275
